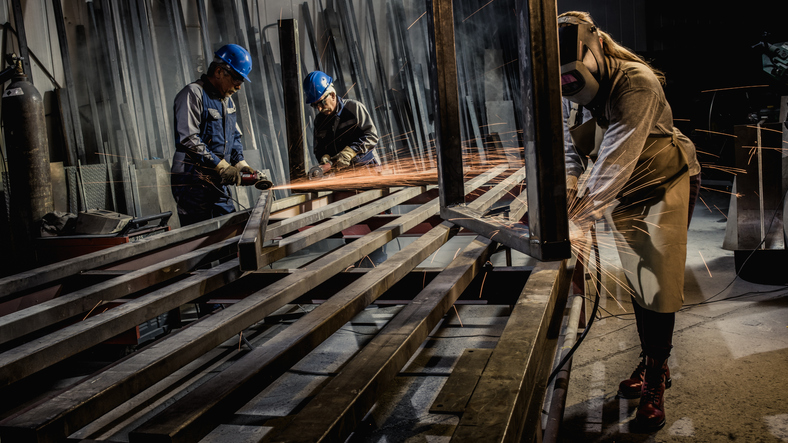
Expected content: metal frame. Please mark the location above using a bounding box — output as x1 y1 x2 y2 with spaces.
429 0 570 261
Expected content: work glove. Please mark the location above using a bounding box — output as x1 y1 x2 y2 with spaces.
215 159 240 186
566 175 578 204
320 154 332 165
333 146 357 169
236 160 255 175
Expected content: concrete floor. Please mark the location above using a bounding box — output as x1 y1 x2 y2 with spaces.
558 187 788 442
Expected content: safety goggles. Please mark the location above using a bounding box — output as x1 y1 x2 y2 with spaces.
311 96 329 109
223 66 244 86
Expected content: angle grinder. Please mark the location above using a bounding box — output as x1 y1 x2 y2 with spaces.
308 162 333 180
239 170 274 190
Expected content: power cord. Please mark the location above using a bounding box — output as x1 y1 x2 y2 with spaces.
547 223 602 385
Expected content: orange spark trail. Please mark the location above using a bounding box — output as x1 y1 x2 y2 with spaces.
695 129 737 138
453 305 464 327
698 251 712 277
701 85 769 93
463 0 496 22
408 11 426 30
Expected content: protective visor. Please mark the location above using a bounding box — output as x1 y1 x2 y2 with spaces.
558 21 605 105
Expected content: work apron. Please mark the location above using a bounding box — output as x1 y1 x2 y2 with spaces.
570 117 690 313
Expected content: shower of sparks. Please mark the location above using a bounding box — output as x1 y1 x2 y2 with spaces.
463 0 496 22
479 271 488 298
714 205 727 219
701 85 769 93
698 251 712 277
408 11 426 30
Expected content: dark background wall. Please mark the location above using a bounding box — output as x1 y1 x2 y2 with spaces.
557 0 788 184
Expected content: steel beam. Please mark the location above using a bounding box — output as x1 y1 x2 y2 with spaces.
238 189 273 272
427 0 464 208
0 211 250 298
127 170 499 442
130 214 454 443
516 0 569 260
0 188 427 443
278 18 308 179
451 256 574 442
268 235 495 443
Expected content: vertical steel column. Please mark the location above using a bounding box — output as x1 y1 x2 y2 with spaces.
279 19 308 180
517 0 569 260
51 0 86 165
427 0 464 208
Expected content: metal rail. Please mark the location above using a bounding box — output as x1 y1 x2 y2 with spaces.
0 180 574 443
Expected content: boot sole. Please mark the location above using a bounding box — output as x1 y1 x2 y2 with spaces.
617 378 672 399
636 416 666 432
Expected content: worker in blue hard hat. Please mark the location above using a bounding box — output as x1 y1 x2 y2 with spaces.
303 71 379 171
170 44 258 226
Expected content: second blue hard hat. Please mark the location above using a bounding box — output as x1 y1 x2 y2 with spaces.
215 44 252 82
303 71 333 104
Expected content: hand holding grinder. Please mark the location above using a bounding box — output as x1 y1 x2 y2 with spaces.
216 159 273 190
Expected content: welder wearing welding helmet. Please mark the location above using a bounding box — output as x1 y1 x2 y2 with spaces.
559 11 700 432
170 43 256 226
303 70 379 170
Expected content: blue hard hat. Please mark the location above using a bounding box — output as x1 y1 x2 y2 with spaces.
215 44 252 82
303 71 333 104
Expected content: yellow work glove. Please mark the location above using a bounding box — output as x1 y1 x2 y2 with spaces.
236 160 255 174
321 154 332 165
566 175 578 203
333 146 357 169
215 159 240 185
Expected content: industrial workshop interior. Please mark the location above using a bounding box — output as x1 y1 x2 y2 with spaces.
0 0 786 441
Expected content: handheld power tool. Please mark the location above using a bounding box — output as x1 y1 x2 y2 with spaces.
239 170 274 190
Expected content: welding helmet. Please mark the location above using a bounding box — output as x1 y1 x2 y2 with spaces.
215 44 252 82
303 71 333 104
557 16 606 105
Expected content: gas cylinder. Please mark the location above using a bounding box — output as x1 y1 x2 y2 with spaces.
2 61 52 268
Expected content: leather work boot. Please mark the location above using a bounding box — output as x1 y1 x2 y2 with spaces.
618 353 672 399
636 356 668 431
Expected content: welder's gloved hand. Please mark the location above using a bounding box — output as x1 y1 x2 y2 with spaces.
566 175 578 204
236 160 255 174
216 159 240 186
321 154 332 165
334 146 357 169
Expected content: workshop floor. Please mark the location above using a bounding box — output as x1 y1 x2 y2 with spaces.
557 187 788 443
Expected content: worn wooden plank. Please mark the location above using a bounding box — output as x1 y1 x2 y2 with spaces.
466 167 526 214
130 217 453 443
0 211 250 298
0 236 239 349
429 349 493 414
127 174 498 442
0 188 427 443
450 256 574 443
0 189 401 382
268 236 496 443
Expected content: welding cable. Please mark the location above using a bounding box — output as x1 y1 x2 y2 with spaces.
547 223 602 385
206 180 251 211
